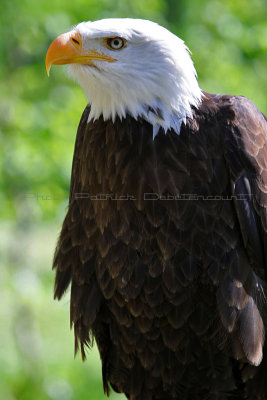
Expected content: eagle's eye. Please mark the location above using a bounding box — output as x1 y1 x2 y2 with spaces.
106 37 126 50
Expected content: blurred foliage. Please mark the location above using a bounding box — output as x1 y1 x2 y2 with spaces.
1 0 267 399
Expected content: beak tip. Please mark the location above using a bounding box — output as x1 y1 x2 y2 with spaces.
45 54 51 76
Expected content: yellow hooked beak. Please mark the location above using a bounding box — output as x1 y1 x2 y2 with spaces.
45 30 117 76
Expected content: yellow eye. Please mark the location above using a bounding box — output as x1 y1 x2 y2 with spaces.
106 37 126 50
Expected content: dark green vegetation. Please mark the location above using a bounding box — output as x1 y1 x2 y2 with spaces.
1 0 267 399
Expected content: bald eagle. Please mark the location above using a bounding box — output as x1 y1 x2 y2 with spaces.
46 19 267 399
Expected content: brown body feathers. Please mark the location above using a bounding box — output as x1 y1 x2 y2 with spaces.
53 93 267 399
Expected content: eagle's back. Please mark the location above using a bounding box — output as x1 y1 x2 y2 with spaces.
53 93 267 399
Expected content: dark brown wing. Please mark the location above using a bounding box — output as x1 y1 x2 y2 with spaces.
218 96 267 368
229 96 267 270
52 105 104 359
53 105 89 300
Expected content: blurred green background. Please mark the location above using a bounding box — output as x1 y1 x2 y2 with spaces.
1 0 267 399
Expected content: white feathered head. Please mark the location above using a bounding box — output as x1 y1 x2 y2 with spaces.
46 18 202 135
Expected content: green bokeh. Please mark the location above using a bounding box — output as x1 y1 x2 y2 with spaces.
1 0 267 399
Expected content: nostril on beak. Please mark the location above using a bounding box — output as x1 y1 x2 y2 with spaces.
71 38 80 45
70 33 82 49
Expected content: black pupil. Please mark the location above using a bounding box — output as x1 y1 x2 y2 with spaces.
113 39 120 47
